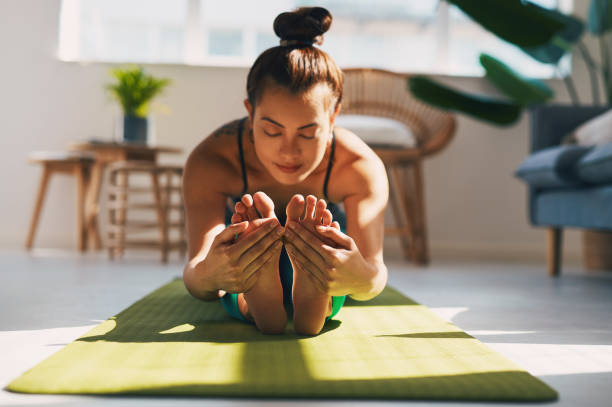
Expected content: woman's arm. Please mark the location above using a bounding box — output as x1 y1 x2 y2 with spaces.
182 144 232 301
340 152 389 301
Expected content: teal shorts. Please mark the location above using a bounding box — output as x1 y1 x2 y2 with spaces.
220 202 347 324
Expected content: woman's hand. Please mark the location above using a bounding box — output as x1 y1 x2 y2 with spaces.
202 218 284 294
283 221 372 297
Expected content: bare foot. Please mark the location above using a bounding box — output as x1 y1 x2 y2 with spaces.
285 194 338 335
232 192 286 334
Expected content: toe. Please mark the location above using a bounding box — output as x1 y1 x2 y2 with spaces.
304 195 317 223
231 212 244 224
235 201 247 217
314 199 327 225
322 208 333 226
253 191 276 218
286 194 305 223
241 194 259 220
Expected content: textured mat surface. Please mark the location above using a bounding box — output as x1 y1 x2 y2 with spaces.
7 278 558 401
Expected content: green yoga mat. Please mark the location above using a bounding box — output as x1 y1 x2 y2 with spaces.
7 278 557 401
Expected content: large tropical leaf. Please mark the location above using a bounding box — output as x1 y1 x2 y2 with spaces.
408 76 522 126
588 0 612 34
479 53 554 105
448 0 567 48
521 10 584 64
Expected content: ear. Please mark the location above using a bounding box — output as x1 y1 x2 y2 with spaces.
243 98 254 123
329 100 341 128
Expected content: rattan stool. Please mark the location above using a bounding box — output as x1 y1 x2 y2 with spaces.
25 151 95 251
107 161 186 262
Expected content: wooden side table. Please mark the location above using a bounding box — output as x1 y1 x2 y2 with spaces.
68 142 182 250
25 151 95 251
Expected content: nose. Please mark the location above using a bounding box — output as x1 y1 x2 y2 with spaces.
279 135 300 157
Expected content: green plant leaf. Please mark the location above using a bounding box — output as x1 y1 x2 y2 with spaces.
521 10 584 64
588 0 612 34
408 76 522 126
448 0 567 48
479 53 554 105
106 66 172 117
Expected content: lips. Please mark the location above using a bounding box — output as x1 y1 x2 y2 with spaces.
275 163 302 173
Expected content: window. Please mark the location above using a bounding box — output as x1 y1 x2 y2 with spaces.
59 0 573 78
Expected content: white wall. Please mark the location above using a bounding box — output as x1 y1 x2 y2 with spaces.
0 0 599 264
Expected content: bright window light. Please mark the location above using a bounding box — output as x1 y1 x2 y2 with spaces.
58 0 574 78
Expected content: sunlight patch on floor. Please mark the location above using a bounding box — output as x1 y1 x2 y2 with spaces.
486 343 612 376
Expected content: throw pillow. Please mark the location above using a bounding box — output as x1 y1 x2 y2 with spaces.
515 145 593 189
573 109 612 146
576 142 612 184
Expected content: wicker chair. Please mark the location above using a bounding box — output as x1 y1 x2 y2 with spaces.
340 68 457 264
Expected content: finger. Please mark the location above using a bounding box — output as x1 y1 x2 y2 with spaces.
294 257 328 293
285 221 335 264
231 217 276 249
242 239 283 282
286 243 329 290
218 221 249 243
304 195 317 221
284 226 330 270
235 220 283 265
332 221 341 230
315 224 353 249
322 208 333 226
242 267 261 293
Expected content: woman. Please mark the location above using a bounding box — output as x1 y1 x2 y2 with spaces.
182 7 388 336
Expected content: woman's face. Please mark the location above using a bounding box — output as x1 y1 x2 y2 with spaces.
245 82 339 185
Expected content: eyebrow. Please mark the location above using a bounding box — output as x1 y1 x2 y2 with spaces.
261 116 317 130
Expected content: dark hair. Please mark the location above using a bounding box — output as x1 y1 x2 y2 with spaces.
246 7 343 113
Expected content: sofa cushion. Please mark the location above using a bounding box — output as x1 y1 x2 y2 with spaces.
515 145 593 188
576 142 612 185
573 108 612 145
533 185 612 229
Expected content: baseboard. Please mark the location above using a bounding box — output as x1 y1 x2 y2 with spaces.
383 238 583 264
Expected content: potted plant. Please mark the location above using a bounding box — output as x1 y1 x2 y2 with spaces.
408 0 612 270
408 0 612 125
106 66 171 144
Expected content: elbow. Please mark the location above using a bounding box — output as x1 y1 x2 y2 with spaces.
349 260 387 302
182 261 221 302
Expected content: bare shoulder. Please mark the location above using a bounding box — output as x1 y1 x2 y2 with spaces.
183 118 245 199
331 126 388 199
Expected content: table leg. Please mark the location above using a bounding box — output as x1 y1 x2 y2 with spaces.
75 164 88 252
25 165 51 250
86 162 105 250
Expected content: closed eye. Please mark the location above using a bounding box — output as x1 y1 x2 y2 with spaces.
264 131 315 140
264 131 281 137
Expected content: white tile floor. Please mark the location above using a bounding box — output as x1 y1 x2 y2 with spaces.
1 249 611 407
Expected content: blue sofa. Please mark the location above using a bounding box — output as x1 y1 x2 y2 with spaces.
516 104 612 276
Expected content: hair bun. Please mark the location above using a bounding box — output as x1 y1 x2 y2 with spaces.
273 7 332 44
